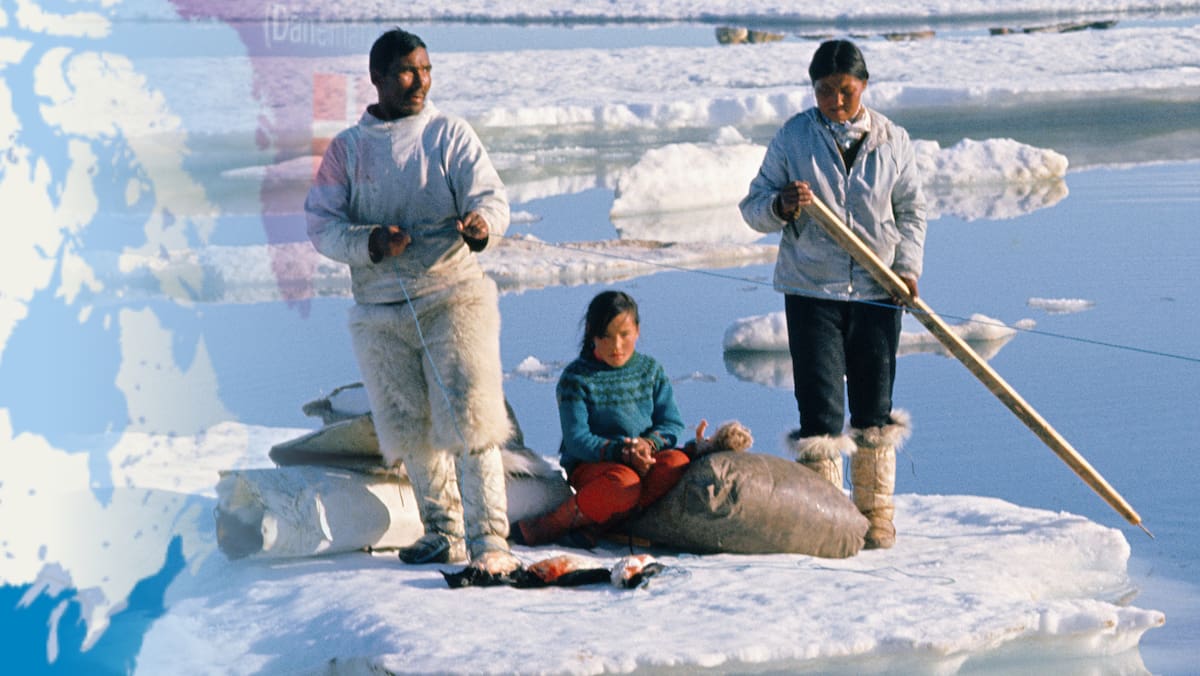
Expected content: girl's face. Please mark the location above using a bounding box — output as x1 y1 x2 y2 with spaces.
592 311 640 368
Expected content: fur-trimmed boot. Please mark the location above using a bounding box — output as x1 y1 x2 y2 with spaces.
512 495 595 546
457 444 521 574
397 449 468 564
787 431 854 489
850 410 911 550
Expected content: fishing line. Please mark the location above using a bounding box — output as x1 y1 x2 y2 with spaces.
669 553 955 586
493 233 1200 365
515 586 657 615
389 255 472 455
805 563 957 586
673 552 812 573
854 297 1200 365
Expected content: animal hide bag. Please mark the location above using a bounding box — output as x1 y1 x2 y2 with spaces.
626 452 868 558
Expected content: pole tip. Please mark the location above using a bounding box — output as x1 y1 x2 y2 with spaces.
1137 522 1155 540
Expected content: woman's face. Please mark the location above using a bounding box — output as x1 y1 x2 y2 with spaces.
814 72 866 123
592 311 640 368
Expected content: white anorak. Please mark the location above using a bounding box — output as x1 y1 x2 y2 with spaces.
740 107 926 301
304 100 514 560
305 102 510 303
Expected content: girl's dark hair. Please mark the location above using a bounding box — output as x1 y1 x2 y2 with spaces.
580 290 639 359
808 39 869 83
369 28 427 76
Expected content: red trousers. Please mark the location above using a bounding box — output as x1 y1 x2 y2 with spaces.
568 450 690 526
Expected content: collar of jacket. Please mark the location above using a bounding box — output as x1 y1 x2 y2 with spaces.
360 100 439 127
809 106 893 156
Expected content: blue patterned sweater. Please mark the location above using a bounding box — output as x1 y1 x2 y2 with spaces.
556 352 685 475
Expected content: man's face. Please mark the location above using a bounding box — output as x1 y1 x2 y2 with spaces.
372 47 432 119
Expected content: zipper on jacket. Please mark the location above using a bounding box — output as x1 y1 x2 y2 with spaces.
821 112 862 298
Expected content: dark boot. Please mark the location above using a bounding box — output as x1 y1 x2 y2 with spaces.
397 533 463 565
513 496 593 546
396 449 467 564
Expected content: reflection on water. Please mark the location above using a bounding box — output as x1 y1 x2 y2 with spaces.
925 178 1068 221
614 206 763 243
723 327 1021 389
723 349 795 389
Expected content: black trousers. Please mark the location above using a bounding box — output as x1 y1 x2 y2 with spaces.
784 294 902 437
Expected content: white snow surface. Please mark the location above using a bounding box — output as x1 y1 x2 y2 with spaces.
116 0 1200 22
126 420 1163 675
135 21 1200 157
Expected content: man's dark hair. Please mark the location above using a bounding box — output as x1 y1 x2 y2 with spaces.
808 39 869 83
369 28 427 75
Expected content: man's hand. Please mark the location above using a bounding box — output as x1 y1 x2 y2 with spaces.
457 211 489 251
370 225 411 262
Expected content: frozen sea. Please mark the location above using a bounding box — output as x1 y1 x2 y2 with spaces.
2 1 1199 673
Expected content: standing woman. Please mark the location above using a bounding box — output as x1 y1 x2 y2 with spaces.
739 39 927 549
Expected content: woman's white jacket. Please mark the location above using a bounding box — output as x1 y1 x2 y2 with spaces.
740 107 926 301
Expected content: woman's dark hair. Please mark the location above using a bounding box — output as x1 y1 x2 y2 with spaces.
580 291 639 359
808 39 869 83
369 28 427 76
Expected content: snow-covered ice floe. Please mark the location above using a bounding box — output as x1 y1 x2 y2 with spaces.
609 132 1070 235
114 0 1200 26
9 409 1163 673
140 21 1200 134
174 14 1196 219
223 130 1072 240
230 130 1071 237
1028 297 1097 314
108 235 778 304
135 480 1164 675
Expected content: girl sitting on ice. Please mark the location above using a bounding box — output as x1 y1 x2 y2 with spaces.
513 290 689 545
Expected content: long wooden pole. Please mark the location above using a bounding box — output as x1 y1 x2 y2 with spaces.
802 196 1150 536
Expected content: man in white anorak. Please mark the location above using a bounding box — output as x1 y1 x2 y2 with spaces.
305 28 518 573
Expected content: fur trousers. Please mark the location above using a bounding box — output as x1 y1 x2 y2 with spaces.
348 276 511 460
348 276 512 554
